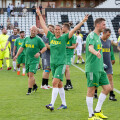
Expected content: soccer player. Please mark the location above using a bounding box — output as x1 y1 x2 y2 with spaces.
13 31 25 76
14 26 47 95
62 23 76 90
36 8 89 111
0 28 12 70
94 28 117 101
4 28 20 71
85 18 111 120
76 30 85 64
41 25 54 89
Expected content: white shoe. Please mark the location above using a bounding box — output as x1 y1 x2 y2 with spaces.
41 85 49 89
47 85 52 89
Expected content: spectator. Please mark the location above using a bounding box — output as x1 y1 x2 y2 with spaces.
10 4 14 13
77 4 80 8
18 12 22 17
7 18 13 30
0 8 4 14
52 4 55 8
32 5 36 14
0 24 4 30
7 6 11 17
8 3 11 7
11 10 15 17
39 4 42 14
21 4 25 8
14 21 18 27
17 2 21 8
22 7 27 17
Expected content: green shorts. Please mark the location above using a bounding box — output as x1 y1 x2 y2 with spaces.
51 64 66 81
26 63 39 74
86 71 109 87
66 55 72 65
17 55 25 64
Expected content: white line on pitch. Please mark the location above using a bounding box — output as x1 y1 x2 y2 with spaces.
72 63 120 94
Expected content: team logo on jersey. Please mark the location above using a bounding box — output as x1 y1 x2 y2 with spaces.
97 44 102 49
102 48 110 52
50 40 61 45
25 44 34 48
67 41 70 44
18 43 22 45
12 39 15 41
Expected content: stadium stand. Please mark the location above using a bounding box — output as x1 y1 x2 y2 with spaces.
46 8 120 42
0 8 36 36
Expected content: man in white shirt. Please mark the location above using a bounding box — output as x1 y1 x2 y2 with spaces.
10 4 14 13
21 4 25 8
76 30 85 64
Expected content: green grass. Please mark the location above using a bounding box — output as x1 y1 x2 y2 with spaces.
0 53 120 120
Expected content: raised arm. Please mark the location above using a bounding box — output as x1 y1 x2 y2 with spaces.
69 15 89 39
36 8 49 36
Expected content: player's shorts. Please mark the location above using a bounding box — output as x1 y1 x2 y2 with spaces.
11 51 17 59
86 71 110 87
66 55 72 65
51 64 66 81
105 67 113 74
0 49 9 59
42 58 50 70
17 55 25 64
25 63 39 74
77 49 82 56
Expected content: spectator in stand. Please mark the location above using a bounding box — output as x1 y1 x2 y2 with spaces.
7 18 13 30
11 10 15 17
8 3 10 7
0 8 4 14
10 4 14 13
17 2 21 8
52 4 55 8
21 3 25 8
14 21 18 27
39 4 42 14
22 7 27 17
32 5 36 14
7 6 11 17
0 24 4 30
18 12 22 17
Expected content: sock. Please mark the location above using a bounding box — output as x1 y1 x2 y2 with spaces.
46 79 48 86
66 79 71 85
6 59 10 68
82 59 84 62
86 96 94 117
0 60 2 68
33 84 37 88
42 78 47 86
17 68 20 71
95 89 97 95
58 88 66 106
50 88 59 106
110 90 113 96
28 88 32 93
13 61 16 70
95 93 107 112
77 60 79 63
73 55 76 63
23 68 25 74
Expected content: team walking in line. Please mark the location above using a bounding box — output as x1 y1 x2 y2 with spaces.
0 8 118 120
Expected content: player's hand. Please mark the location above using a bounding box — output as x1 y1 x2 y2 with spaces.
3 47 6 51
13 52 15 57
13 56 17 61
111 60 115 65
34 52 40 58
96 49 101 59
0 48 4 51
82 14 89 23
36 8 41 16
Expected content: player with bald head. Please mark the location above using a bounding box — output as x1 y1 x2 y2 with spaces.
14 25 47 95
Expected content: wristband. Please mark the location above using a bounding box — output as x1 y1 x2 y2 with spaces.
39 51 41 55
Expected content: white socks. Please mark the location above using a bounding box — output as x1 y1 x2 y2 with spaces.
58 88 66 106
86 96 94 117
82 59 84 62
72 55 76 63
50 88 59 106
95 93 106 112
77 60 79 63
17 68 20 71
13 61 16 70
23 68 25 74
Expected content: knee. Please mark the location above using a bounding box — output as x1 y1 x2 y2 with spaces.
58 82 63 88
52 81 58 87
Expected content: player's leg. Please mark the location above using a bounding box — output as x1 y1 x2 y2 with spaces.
11 51 16 71
22 63 25 76
72 49 76 63
17 64 20 75
76 50 80 64
80 55 85 64
94 72 111 119
107 74 117 101
0 51 4 69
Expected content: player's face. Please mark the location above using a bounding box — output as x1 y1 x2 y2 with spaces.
48 26 54 34
13 29 18 35
62 25 66 33
54 26 61 36
104 32 111 40
2 28 7 34
99 21 106 32
20 33 25 38
30 27 37 37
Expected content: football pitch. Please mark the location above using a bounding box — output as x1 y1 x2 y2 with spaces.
0 53 120 120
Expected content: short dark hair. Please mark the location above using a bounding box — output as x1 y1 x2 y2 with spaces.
20 31 24 34
48 24 54 28
103 28 111 33
94 18 106 27
63 23 70 30
76 30 80 35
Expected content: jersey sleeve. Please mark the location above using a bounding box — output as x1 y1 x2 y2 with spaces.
47 31 54 42
110 45 115 60
72 35 77 44
21 38 26 48
88 33 95 46
14 39 17 46
64 33 69 43
8 36 12 42
38 38 46 50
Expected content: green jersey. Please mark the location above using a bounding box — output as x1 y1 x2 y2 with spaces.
14 38 25 55
47 31 69 65
21 36 45 64
66 35 76 56
110 45 115 60
85 32 104 72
